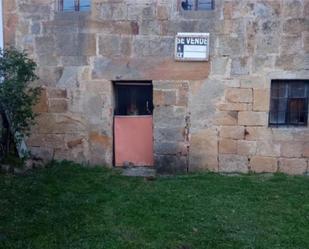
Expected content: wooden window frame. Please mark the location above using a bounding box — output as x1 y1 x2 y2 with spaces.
269 80 309 127
58 0 90 12
180 0 214 11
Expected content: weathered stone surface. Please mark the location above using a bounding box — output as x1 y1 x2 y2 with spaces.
35 113 87 134
189 129 218 172
214 111 238 126
219 139 237 154
219 155 249 173
217 102 251 111
279 158 307 175
157 5 169 20
280 142 304 158
231 57 250 75
237 140 257 156
250 156 278 173
225 88 252 103
55 33 96 56
47 88 67 98
283 18 306 34
303 143 309 157
154 106 186 128
256 141 281 157
154 142 188 156
253 89 270 112
154 127 185 142
155 155 187 174
245 127 272 141
238 112 268 126
48 99 68 113
98 35 131 57
220 126 244 140
303 32 309 52
33 88 48 113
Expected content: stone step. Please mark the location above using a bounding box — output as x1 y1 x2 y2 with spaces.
121 167 156 178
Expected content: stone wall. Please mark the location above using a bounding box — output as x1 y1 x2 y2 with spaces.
3 0 309 174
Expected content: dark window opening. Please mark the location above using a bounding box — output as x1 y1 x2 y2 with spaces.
58 0 91 12
181 0 214 11
114 82 153 116
269 80 309 127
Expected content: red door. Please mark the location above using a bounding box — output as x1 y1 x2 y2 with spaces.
114 82 154 167
114 116 153 167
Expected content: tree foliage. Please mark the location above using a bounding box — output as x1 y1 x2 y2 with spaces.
0 48 41 156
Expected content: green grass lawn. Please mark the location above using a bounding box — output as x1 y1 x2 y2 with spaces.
0 162 309 249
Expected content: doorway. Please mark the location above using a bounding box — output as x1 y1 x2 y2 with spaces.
114 81 154 167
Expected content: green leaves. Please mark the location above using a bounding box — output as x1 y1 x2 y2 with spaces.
0 48 41 141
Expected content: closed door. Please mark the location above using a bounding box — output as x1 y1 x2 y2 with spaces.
114 82 154 167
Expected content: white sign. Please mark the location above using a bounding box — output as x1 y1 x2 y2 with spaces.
175 33 210 61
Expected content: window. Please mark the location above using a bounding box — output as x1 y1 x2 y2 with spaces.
114 82 153 116
269 80 309 127
58 0 91 12
181 0 214 11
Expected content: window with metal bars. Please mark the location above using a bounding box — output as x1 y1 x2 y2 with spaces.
181 0 214 11
114 82 153 116
58 0 91 12
269 80 309 127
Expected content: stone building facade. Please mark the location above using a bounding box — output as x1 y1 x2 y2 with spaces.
3 0 309 174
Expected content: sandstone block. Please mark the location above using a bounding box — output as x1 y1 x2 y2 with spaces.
56 33 96 56
154 127 185 142
283 0 303 18
48 99 68 113
27 134 64 149
237 140 257 156
98 35 131 57
256 35 280 54
281 142 304 158
189 154 218 172
231 57 250 76
153 106 186 128
219 155 249 173
33 88 48 113
99 3 127 21
253 89 270 112
211 57 229 75
303 143 309 157
219 139 237 154
303 32 309 52
220 126 244 139
279 158 308 175
157 5 169 20
190 129 218 155
217 35 244 56
36 113 87 134
252 55 275 73
214 111 238 126
225 88 252 103
240 77 267 89
154 141 188 156
238 112 268 126
250 156 278 173
189 129 219 172
245 127 272 141
47 88 67 98
280 34 302 55
153 90 177 106
218 103 251 111
283 18 306 34
256 141 281 157
155 155 187 174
